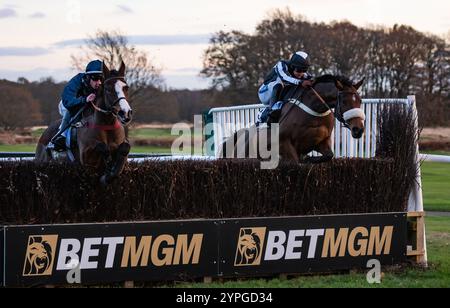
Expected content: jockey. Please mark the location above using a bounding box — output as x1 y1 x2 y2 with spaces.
257 51 313 125
48 60 104 151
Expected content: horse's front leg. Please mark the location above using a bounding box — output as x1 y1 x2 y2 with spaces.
100 142 130 185
305 137 334 164
279 139 299 163
94 142 112 169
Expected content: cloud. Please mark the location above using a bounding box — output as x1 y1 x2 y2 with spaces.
54 34 211 47
117 5 133 14
29 12 46 19
0 8 17 18
0 47 51 57
128 34 211 45
163 74 210 90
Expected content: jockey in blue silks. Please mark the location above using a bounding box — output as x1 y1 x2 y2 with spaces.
48 60 104 151
257 51 314 125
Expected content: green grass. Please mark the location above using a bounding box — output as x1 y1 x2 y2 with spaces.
171 216 450 288
131 146 172 154
128 128 174 139
0 144 37 152
128 128 203 139
422 150 450 156
30 128 46 138
421 162 450 212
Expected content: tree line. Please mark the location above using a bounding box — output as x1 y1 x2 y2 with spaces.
0 11 448 130
202 10 450 126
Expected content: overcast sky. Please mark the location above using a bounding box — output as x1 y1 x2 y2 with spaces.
0 0 449 89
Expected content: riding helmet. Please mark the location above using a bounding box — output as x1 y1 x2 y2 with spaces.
85 60 103 75
289 51 310 71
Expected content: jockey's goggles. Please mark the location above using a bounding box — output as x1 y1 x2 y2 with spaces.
89 74 103 81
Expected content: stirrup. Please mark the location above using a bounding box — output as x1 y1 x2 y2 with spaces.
49 136 67 152
73 121 83 128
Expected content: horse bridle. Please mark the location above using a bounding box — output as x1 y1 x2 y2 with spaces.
90 76 127 117
310 86 362 129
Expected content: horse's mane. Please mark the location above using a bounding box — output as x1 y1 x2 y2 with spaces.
314 74 353 87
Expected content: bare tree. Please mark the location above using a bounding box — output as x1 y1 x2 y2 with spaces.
71 29 164 99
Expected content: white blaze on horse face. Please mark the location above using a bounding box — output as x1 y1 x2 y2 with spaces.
114 80 132 114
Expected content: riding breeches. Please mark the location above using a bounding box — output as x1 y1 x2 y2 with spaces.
58 100 71 131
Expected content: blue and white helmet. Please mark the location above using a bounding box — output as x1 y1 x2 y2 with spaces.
289 51 310 71
85 60 103 75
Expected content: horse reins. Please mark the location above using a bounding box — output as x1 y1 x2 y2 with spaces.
279 83 360 129
279 84 331 125
310 87 332 112
91 76 127 117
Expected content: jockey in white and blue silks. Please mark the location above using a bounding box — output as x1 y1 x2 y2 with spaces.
257 51 314 125
47 60 104 151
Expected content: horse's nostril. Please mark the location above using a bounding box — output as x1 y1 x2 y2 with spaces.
352 127 364 138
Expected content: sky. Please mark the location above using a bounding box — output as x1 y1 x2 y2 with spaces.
0 0 449 89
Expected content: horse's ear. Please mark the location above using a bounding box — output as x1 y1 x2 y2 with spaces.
335 79 344 90
102 62 110 77
119 60 126 76
354 77 365 90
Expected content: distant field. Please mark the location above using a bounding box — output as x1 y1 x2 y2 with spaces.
128 127 203 139
128 128 174 139
0 144 37 152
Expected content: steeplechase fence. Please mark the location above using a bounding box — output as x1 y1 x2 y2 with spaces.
0 96 433 287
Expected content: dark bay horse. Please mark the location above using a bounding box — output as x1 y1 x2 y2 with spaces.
35 61 133 184
220 75 365 164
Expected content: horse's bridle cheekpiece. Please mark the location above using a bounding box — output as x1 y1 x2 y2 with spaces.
310 85 365 128
335 91 366 129
280 79 366 127
91 76 127 117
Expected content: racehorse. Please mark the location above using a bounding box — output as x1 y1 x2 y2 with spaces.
220 75 365 163
35 61 133 184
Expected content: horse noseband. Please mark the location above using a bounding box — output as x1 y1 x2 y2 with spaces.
335 91 365 128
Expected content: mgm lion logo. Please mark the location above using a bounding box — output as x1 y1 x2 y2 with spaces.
234 227 266 266
23 235 58 276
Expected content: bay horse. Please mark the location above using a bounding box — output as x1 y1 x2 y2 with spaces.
35 61 133 185
220 75 365 164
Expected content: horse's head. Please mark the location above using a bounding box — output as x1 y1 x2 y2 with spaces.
312 75 365 139
334 76 365 138
102 61 133 125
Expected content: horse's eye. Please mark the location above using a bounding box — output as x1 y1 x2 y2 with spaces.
123 86 129 91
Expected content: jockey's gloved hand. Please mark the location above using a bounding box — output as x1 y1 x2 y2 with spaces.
86 93 96 103
301 80 313 88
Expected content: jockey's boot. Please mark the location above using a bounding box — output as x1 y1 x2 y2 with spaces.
47 113 71 152
267 109 282 126
47 135 66 152
52 135 67 152
256 107 271 127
